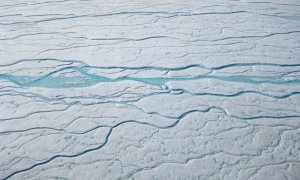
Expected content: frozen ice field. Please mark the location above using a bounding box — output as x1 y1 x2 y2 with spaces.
0 0 300 179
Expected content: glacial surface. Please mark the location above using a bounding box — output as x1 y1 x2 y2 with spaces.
1 0 300 179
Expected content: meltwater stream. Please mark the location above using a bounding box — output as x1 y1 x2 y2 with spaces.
1 0 300 179
2 60 300 88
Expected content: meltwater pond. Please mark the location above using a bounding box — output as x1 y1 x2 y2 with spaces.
0 0 300 179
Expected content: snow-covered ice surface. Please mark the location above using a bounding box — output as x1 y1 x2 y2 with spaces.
1 0 300 179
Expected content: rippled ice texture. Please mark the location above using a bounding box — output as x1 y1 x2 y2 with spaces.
1 0 300 179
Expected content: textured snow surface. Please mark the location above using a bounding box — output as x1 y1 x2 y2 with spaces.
1 0 300 179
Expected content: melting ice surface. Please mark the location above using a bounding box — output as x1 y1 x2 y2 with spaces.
0 0 300 179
